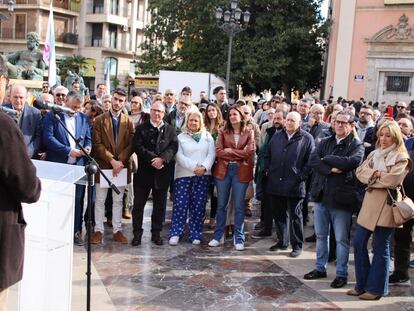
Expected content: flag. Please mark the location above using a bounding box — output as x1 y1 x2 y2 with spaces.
43 4 57 87
104 61 111 93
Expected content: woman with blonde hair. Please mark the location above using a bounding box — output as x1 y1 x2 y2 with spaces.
168 110 216 245
349 120 411 300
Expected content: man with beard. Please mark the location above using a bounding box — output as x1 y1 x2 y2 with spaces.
91 88 134 245
252 109 287 238
355 105 375 141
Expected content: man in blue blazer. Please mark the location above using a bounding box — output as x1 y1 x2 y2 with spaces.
7 85 42 158
42 91 92 246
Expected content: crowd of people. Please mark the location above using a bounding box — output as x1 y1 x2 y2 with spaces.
1 53 414 303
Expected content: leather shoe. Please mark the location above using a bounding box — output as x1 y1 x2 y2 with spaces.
245 209 253 218
131 236 141 246
74 231 86 246
254 222 264 230
113 231 128 244
330 277 347 288
305 234 316 243
251 229 272 239
346 289 365 296
269 243 288 252
290 249 302 258
304 269 327 280
90 231 103 244
358 292 381 300
151 236 163 246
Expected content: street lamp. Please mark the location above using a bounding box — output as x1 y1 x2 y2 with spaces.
0 0 14 21
215 0 250 93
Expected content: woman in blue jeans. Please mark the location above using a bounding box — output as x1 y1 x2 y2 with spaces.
349 120 411 300
208 106 255 251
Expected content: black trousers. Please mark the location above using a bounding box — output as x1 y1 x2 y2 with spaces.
393 218 414 279
269 195 304 250
132 184 167 238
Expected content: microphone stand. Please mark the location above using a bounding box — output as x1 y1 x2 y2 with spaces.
53 112 120 311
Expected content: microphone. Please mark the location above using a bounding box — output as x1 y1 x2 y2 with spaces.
33 96 75 115
0 105 19 117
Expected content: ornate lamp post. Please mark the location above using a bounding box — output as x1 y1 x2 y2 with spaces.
0 0 14 21
215 0 250 93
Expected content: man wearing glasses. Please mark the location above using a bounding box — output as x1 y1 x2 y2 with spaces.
163 89 176 114
396 101 408 115
131 100 178 246
53 85 69 106
41 82 50 94
305 111 364 289
165 95 192 135
356 105 375 141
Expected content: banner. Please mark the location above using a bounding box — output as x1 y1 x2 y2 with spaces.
43 4 57 87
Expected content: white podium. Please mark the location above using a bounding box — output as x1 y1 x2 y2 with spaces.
16 160 85 311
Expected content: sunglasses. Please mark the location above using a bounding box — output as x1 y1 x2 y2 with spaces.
397 106 406 109
56 93 66 97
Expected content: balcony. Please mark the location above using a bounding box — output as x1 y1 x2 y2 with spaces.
63 32 78 44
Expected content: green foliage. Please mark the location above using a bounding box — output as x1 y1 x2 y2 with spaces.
57 54 88 78
140 0 327 96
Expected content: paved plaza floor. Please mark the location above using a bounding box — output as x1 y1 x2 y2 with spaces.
71 201 414 311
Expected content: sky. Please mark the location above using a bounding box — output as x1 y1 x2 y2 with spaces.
321 0 329 19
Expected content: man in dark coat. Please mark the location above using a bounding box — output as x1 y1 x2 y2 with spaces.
0 56 41 308
132 100 178 246
304 111 364 289
264 111 315 258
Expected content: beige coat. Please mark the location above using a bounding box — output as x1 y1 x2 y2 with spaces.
356 150 411 231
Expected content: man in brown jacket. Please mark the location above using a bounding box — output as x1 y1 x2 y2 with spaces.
0 56 41 311
91 88 134 244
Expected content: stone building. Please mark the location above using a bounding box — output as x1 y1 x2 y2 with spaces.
323 0 414 103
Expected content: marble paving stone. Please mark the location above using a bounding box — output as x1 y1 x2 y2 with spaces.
71 200 414 311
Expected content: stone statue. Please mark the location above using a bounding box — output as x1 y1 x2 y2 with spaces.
6 32 45 80
63 70 89 95
387 14 412 41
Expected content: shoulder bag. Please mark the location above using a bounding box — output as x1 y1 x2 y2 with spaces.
387 185 414 226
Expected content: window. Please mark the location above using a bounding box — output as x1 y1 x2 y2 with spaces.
91 23 102 46
108 24 117 49
15 14 26 39
110 0 118 15
386 75 411 93
93 0 104 13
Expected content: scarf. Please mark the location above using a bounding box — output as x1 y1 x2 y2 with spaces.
185 129 202 143
372 143 397 172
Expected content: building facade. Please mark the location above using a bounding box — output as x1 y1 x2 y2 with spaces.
0 0 150 93
323 0 414 103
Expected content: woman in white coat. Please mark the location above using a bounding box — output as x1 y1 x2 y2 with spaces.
169 111 216 245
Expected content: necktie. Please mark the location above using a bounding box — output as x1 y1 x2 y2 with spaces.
112 116 118 145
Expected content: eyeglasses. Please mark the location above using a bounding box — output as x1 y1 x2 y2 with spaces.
397 106 406 109
131 101 140 104
56 93 66 97
165 93 174 96
335 120 351 126
151 108 165 113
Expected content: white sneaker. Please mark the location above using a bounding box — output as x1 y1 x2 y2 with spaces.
169 236 179 246
208 238 224 247
192 239 201 245
235 243 244 251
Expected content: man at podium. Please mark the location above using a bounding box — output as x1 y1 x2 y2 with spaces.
0 56 41 311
